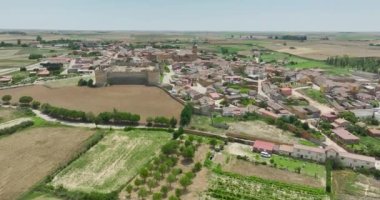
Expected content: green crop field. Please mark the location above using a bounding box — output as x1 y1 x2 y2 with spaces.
204 170 328 200
50 129 171 193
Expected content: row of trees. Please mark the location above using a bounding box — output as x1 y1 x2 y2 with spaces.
2 95 40 108
77 79 94 87
146 116 177 128
326 56 380 73
97 109 141 125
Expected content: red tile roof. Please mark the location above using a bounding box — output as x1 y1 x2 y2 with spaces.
332 128 359 141
253 140 275 152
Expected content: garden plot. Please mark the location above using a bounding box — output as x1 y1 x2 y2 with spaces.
51 130 171 193
333 170 380 200
203 170 328 200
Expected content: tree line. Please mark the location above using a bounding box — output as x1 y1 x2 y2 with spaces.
40 104 142 126
268 35 307 41
326 55 380 73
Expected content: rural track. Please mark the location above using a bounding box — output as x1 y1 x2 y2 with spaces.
0 117 33 129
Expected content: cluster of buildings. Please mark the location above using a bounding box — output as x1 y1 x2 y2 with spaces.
253 140 376 169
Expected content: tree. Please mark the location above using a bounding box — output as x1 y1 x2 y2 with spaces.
180 104 193 126
87 79 94 87
158 164 168 176
169 196 179 200
153 171 162 181
2 95 12 105
152 192 162 200
147 179 156 192
169 117 177 128
179 175 192 190
172 127 183 139
181 146 195 161
166 174 176 187
28 54 43 60
138 187 148 199
17 39 21 45
36 35 42 42
31 100 41 109
192 162 202 172
126 185 133 197
19 96 33 106
77 79 87 86
161 140 178 155
160 186 169 197
139 168 149 182
209 139 217 149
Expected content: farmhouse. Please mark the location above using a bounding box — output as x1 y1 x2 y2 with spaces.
252 140 276 153
332 128 360 144
338 152 376 169
292 144 326 162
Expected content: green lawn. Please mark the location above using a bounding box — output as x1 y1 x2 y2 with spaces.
50 129 171 193
302 88 329 104
350 136 380 157
260 50 350 75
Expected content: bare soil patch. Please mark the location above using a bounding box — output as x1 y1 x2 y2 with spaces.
0 127 93 200
0 85 183 121
228 120 299 144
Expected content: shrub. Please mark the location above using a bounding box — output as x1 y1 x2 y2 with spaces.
192 162 202 172
31 100 41 109
0 121 34 136
29 54 43 59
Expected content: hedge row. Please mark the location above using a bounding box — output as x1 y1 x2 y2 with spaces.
0 121 34 136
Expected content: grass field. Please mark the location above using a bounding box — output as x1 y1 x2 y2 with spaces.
0 47 69 69
51 129 171 193
333 170 380 200
0 85 183 121
0 107 33 123
0 127 93 200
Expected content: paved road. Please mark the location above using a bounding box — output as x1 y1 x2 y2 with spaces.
0 117 33 129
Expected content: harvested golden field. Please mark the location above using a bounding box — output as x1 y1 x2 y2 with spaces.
0 85 183 121
260 39 380 60
0 127 93 200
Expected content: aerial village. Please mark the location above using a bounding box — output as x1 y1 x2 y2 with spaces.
1 38 380 172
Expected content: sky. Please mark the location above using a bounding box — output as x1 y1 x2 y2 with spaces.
0 0 379 32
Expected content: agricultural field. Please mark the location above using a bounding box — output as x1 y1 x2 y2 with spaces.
0 126 94 200
333 170 380 200
257 38 380 60
51 129 171 194
121 135 212 200
0 107 33 123
0 85 183 121
0 47 69 69
202 169 328 200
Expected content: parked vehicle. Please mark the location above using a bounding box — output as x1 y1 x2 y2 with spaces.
260 151 271 158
